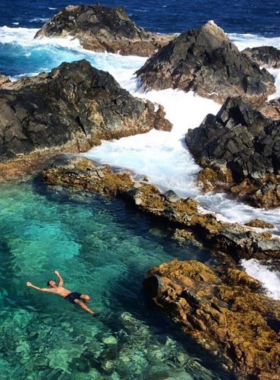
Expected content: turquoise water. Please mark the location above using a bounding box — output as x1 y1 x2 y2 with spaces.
0 181 234 379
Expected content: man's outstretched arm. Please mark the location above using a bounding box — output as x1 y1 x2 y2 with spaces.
26 282 53 292
54 271 64 287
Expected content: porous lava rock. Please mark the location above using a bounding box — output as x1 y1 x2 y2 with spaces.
0 60 171 180
143 259 280 379
35 4 174 57
186 96 280 208
136 21 275 104
242 46 280 68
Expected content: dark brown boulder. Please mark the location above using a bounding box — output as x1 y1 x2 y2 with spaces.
35 4 174 57
242 46 280 68
0 60 171 177
136 21 275 105
186 96 280 208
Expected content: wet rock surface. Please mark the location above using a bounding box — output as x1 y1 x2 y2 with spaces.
0 60 171 180
143 259 280 379
35 4 174 57
136 21 275 104
186 97 280 208
242 46 280 68
42 155 280 261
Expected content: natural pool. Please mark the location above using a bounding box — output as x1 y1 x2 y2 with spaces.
0 181 236 379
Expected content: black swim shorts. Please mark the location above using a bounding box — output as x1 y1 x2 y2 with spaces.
65 292 82 304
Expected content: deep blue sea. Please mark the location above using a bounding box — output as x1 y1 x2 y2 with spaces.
1 0 280 35
1 1 280 379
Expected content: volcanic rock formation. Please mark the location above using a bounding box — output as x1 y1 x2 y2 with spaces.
35 4 174 57
136 21 275 104
186 97 280 208
242 46 280 68
143 260 280 379
0 60 171 179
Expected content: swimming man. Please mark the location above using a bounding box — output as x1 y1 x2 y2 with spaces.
26 270 97 316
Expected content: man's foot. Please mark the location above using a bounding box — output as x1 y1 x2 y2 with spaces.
92 313 99 317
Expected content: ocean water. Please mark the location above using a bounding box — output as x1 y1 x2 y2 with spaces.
1 1 280 378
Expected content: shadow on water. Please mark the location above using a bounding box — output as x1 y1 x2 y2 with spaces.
30 178 238 379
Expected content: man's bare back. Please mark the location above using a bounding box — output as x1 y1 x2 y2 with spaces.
27 270 98 316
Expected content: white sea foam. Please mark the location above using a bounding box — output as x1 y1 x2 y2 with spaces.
29 18 49 23
241 259 280 300
0 26 38 44
84 90 220 197
268 67 280 100
229 33 280 51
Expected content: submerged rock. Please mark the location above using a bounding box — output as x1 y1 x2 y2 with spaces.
42 155 280 261
186 97 280 208
242 46 280 68
143 259 280 379
136 21 275 104
0 60 171 180
35 4 174 57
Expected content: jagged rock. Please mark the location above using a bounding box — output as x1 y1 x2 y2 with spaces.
245 219 275 229
0 74 11 88
258 98 280 120
136 21 275 104
0 60 171 179
186 96 280 208
143 259 280 378
242 46 280 68
35 4 174 57
43 156 280 261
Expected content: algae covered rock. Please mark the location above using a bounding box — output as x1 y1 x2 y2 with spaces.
245 219 275 229
43 155 280 262
35 4 174 57
136 21 275 104
143 259 280 378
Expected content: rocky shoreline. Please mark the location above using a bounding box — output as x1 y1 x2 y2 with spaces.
1 5 280 377
42 155 280 262
0 60 171 180
41 154 280 378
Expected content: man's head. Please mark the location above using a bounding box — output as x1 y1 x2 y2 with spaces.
47 280 57 288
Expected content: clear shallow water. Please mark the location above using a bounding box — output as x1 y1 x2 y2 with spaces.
0 181 234 379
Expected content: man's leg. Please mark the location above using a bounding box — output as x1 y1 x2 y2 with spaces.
74 299 96 316
80 294 90 303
